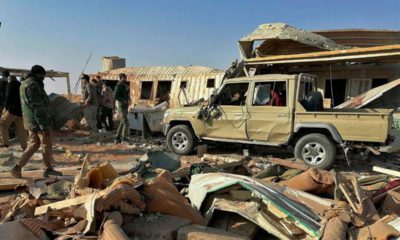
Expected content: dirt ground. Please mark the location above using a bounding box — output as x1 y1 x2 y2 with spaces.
1 128 400 177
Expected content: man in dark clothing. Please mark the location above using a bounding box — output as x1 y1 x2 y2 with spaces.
10 65 62 178
0 70 10 114
95 76 104 130
0 75 27 149
113 73 130 143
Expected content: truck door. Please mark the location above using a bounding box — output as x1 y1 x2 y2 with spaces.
246 80 292 144
204 82 250 140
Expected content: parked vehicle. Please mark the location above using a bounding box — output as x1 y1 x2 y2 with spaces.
163 74 395 169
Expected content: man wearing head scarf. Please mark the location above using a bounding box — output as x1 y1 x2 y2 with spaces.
10 65 62 178
0 75 27 150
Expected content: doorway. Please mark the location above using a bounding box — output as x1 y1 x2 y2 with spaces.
325 79 347 107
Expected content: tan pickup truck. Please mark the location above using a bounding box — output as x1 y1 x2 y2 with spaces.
163 74 395 169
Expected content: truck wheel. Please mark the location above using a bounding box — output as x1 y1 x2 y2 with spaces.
294 133 337 170
167 125 196 155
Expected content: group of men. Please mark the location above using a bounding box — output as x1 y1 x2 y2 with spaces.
0 66 131 179
81 73 130 143
0 66 62 178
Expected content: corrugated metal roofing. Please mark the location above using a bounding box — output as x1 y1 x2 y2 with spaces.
98 65 224 79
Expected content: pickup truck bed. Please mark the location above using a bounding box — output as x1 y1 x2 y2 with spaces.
295 108 393 143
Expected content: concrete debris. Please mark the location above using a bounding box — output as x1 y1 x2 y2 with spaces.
1 147 400 239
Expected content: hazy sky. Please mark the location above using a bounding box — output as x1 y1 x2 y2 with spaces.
1 0 399 94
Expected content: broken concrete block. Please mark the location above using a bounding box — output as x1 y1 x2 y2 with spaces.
122 214 191 240
177 225 249 240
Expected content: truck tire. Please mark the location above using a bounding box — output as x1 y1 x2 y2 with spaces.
167 125 196 155
294 133 337 170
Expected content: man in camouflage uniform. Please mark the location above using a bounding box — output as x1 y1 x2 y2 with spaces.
113 73 130 143
11 65 62 178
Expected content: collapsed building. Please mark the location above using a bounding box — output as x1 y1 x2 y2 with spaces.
238 23 400 107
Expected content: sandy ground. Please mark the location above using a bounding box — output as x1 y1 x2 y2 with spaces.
0 128 400 178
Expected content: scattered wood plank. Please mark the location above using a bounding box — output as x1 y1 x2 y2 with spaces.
338 183 358 213
372 166 400 178
34 190 106 216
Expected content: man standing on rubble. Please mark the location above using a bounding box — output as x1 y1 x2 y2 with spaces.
113 73 130 143
82 74 99 131
0 70 10 115
11 65 62 178
0 75 27 150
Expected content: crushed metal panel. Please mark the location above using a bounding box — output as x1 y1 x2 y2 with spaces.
205 198 297 240
336 78 400 109
188 173 327 239
239 23 347 59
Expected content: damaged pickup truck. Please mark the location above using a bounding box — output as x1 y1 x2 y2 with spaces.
163 74 396 169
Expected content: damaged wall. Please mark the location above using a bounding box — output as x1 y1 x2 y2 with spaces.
95 66 225 108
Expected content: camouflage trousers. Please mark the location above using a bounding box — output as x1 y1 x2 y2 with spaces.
18 130 54 168
116 107 129 140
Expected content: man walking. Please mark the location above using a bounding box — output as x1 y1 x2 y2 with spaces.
0 75 27 150
113 73 130 143
0 71 10 114
82 74 99 131
11 65 62 178
101 81 114 131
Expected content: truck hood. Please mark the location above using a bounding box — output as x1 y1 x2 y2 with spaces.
336 78 400 109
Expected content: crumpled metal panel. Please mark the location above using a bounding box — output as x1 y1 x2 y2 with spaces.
188 173 330 239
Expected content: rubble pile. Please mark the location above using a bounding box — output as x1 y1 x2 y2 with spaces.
1 152 400 239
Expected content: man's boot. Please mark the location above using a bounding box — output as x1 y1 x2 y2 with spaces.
10 164 22 178
43 167 63 177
